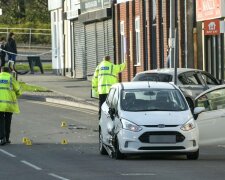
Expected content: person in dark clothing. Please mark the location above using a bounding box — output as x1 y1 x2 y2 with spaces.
6 32 17 65
0 37 6 67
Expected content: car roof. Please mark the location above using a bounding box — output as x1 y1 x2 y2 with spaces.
195 84 225 100
135 68 203 75
112 81 177 90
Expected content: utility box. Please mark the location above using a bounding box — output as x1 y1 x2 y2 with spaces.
27 56 44 74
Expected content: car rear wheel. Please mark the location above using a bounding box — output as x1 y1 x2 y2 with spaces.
187 149 199 160
113 137 125 160
99 128 107 155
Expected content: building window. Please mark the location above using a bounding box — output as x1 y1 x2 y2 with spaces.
120 21 125 63
135 17 140 65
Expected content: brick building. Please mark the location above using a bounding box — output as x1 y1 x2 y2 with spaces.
115 0 197 82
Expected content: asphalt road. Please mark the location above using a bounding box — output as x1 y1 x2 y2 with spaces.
0 99 225 180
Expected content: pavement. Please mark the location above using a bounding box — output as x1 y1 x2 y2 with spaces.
19 71 99 111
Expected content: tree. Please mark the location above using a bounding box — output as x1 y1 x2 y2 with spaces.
0 0 50 25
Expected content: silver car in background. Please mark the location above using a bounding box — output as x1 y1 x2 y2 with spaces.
133 68 222 110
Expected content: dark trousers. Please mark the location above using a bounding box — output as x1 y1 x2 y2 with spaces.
0 112 12 140
0 56 5 67
99 94 108 119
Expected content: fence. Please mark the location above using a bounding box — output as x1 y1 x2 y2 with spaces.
0 27 52 61
0 27 51 49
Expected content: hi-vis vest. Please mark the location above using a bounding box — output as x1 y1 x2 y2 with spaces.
92 60 126 95
0 72 22 113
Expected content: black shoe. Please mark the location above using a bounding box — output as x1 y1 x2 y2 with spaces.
0 138 6 146
6 140 11 144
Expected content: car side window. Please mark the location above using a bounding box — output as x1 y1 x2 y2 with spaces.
207 88 225 110
106 88 116 107
196 88 225 111
200 72 219 85
179 72 201 85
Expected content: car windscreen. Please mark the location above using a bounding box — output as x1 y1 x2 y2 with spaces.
121 89 188 112
133 73 172 82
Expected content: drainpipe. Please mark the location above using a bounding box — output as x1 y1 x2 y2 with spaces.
62 0 66 76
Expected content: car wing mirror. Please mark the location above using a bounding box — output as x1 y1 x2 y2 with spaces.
193 107 205 120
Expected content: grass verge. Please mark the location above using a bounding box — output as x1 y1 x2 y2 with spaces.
15 63 52 72
19 81 51 92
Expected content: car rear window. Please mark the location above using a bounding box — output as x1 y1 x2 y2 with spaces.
133 73 172 82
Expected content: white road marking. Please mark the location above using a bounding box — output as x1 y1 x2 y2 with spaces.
21 160 42 171
48 173 70 180
28 100 96 115
0 149 16 158
121 173 156 176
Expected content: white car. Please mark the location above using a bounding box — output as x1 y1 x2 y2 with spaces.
99 81 199 160
194 84 225 145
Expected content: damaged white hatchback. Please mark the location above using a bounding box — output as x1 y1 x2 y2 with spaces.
99 81 199 160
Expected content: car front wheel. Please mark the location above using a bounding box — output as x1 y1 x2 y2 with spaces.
187 149 199 160
113 137 125 160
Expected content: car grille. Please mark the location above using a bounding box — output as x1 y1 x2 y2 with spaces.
143 125 179 128
139 146 185 150
139 131 185 143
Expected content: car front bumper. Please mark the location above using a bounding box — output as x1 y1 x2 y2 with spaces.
117 126 199 154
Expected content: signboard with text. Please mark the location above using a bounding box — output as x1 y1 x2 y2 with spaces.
196 0 225 21
48 0 63 10
80 0 111 13
204 19 220 35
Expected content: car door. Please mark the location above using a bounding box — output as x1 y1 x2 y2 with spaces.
195 87 225 145
100 88 116 145
178 71 207 99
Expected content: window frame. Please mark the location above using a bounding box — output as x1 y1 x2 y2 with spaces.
135 16 141 66
120 21 125 63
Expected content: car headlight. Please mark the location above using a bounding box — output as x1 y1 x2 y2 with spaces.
181 118 196 131
121 118 142 132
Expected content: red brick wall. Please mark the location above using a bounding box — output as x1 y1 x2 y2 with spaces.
114 0 188 81
128 0 135 80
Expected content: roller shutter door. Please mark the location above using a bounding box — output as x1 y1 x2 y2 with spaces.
106 19 114 61
96 21 105 64
74 21 86 78
85 23 97 76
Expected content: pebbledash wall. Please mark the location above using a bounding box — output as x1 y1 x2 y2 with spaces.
115 0 197 82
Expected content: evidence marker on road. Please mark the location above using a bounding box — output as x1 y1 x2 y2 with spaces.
61 139 68 144
22 137 32 146
61 121 67 128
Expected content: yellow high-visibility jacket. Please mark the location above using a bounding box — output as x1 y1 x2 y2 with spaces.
0 72 22 113
92 60 126 95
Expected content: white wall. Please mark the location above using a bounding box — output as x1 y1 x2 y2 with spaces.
49 0 64 75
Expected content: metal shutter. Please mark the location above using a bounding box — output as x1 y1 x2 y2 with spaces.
104 19 114 61
96 21 105 64
74 21 86 78
85 23 97 76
